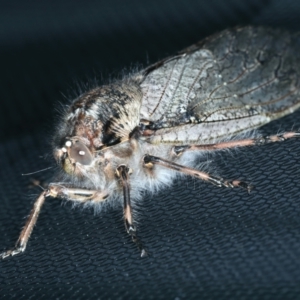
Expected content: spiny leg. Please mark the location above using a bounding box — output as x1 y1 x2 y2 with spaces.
116 165 147 257
1 184 108 259
143 155 252 192
173 131 300 154
1 191 47 259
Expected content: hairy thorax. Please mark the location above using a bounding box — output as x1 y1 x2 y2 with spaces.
52 81 178 205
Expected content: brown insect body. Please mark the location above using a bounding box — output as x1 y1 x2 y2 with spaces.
2 26 300 258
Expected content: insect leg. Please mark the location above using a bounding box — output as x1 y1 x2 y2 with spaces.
1 184 108 259
143 155 251 192
1 190 47 259
116 165 147 257
173 132 300 154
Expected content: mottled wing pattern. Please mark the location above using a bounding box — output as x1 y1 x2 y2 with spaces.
137 27 300 144
139 49 215 125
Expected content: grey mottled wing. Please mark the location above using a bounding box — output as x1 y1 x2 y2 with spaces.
136 27 300 144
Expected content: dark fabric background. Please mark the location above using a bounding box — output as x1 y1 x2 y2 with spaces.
1 0 300 299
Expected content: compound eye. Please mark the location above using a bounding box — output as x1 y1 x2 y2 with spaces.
68 140 93 165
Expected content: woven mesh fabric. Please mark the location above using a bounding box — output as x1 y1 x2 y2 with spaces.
1 0 300 299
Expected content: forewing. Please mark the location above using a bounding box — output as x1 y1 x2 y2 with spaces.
137 27 300 144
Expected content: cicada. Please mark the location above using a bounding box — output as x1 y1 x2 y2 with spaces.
2 26 300 258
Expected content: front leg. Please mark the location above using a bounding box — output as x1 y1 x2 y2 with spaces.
1 184 108 259
116 165 148 257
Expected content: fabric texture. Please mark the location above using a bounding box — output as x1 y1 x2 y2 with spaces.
1 0 300 299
